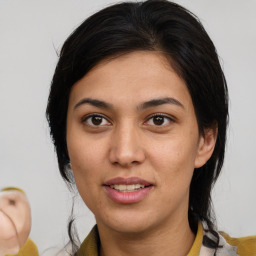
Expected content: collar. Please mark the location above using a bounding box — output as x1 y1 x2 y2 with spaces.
76 225 100 256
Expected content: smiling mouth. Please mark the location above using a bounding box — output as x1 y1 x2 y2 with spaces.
103 177 153 203
107 184 152 192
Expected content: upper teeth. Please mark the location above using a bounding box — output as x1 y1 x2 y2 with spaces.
110 184 145 192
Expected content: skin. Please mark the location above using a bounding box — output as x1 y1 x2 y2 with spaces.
0 190 31 255
66 51 217 256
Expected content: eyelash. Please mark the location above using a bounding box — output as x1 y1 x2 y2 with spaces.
81 113 174 128
145 113 174 126
81 113 111 127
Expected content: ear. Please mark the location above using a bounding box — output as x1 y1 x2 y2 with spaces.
194 127 217 168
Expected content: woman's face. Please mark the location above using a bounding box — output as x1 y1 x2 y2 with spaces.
66 51 215 234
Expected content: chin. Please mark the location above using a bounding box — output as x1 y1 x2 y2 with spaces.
111 222 153 235
98 209 159 235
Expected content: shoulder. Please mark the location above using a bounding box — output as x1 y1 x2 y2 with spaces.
221 232 256 256
200 221 256 256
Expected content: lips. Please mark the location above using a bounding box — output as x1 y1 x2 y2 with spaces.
103 177 153 204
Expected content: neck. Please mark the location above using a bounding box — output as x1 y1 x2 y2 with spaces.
98 215 195 256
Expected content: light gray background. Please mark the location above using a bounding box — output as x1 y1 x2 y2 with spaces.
0 0 255 253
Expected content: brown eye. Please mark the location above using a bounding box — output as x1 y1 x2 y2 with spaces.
9 199 16 206
153 116 165 125
146 114 173 126
91 116 103 125
83 114 111 127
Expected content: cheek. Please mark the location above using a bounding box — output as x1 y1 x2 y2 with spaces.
148 134 198 188
150 137 198 169
68 135 107 174
67 133 109 206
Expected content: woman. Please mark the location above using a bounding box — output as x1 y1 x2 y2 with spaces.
46 0 255 255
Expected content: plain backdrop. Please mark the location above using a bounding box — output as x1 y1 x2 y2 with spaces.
0 0 255 253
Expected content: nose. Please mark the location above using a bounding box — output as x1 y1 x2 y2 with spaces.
109 122 146 167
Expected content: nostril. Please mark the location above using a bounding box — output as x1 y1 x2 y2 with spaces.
113 160 139 167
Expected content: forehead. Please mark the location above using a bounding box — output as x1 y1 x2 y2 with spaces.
69 51 192 110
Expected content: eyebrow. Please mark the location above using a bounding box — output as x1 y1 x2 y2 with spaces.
137 97 184 110
74 97 184 111
74 98 113 110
